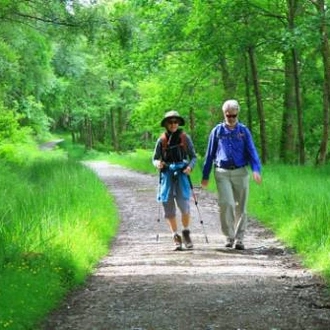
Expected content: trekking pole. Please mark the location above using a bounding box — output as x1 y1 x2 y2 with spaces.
187 175 209 243
156 170 162 242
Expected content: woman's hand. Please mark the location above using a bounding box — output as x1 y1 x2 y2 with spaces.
183 166 192 174
155 160 165 170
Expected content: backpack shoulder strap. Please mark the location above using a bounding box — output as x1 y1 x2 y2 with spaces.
215 123 225 139
237 123 248 140
160 132 168 152
179 131 187 151
160 131 188 151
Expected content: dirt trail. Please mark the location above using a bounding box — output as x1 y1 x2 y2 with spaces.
42 161 330 330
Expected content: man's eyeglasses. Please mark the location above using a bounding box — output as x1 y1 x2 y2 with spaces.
225 114 238 118
167 120 178 124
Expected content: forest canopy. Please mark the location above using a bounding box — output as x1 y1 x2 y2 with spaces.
0 0 329 165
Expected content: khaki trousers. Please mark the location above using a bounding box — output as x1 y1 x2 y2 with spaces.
214 166 249 241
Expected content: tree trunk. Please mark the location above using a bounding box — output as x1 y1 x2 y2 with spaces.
108 80 119 151
287 0 305 164
292 47 305 164
86 116 93 150
244 53 253 130
247 45 267 164
110 108 119 151
218 53 237 98
280 52 296 163
189 106 196 142
312 0 330 165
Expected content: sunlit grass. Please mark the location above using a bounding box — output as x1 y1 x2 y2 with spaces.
104 149 154 173
248 164 330 277
0 158 119 329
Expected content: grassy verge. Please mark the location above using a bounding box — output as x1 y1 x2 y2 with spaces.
248 164 330 279
94 148 330 284
0 157 119 330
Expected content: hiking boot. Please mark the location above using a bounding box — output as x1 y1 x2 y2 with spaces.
173 234 183 250
235 240 245 250
225 238 234 248
182 229 193 249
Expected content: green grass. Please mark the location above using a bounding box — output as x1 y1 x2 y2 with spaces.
0 158 119 330
4 138 328 329
248 164 330 278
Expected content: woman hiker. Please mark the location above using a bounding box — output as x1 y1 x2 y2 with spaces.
152 110 197 250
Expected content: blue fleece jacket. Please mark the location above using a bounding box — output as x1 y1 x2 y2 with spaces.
157 162 191 202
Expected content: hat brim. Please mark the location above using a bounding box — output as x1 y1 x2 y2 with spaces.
161 116 185 127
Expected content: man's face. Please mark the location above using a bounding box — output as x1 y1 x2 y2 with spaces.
224 110 238 125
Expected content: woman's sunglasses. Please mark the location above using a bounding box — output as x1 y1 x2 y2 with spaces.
225 114 238 118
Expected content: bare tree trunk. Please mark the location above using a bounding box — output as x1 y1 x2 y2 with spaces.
280 54 296 163
244 53 253 130
109 108 119 151
292 47 305 164
108 80 119 151
218 53 237 98
189 106 196 142
286 0 305 164
311 0 330 165
84 115 93 150
247 45 267 164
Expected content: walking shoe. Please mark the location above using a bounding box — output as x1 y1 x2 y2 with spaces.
235 240 245 250
173 234 183 250
225 238 234 248
182 229 193 249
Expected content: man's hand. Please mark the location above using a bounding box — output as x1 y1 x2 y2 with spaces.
201 179 209 188
252 172 262 184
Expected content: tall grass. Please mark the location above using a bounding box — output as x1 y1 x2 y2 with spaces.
248 164 330 278
103 150 330 283
0 158 119 330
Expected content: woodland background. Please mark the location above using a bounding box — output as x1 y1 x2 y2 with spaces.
0 0 330 165
1 2 330 328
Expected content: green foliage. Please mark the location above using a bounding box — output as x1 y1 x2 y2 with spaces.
0 158 119 330
0 0 329 163
0 104 41 164
0 107 22 141
20 96 53 137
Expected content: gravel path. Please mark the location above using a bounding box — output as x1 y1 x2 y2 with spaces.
42 161 330 330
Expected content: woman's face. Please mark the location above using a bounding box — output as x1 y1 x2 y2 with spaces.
165 118 179 133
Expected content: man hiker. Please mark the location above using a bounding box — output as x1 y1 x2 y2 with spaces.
201 99 262 250
152 110 197 250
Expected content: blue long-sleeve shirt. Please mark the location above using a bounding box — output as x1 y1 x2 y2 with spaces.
202 122 262 180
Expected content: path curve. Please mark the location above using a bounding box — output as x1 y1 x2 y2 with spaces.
42 161 330 330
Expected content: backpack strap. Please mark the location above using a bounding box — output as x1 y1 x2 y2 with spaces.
160 131 187 152
216 123 246 141
160 132 167 152
179 132 188 151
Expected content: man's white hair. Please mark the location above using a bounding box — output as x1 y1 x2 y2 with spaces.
222 99 240 112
